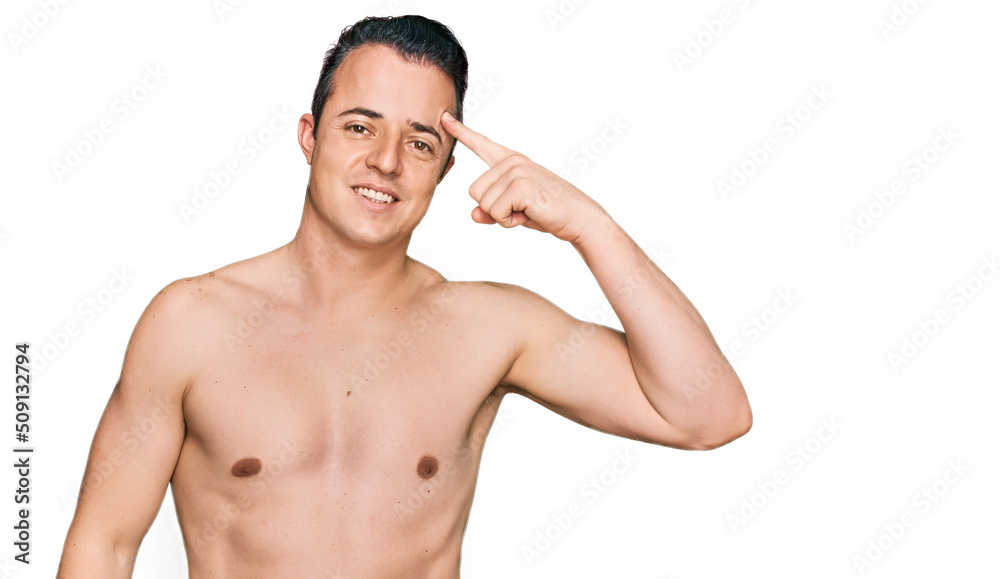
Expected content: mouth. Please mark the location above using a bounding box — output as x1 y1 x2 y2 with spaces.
352 184 399 204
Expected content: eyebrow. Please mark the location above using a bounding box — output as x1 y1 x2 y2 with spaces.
336 107 383 119
336 107 443 146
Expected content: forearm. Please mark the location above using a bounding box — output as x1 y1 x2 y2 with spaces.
58 531 136 579
571 208 751 446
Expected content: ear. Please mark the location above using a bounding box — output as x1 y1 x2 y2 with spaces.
298 113 316 164
437 154 455 184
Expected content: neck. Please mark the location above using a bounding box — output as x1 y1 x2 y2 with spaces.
281 196 414 315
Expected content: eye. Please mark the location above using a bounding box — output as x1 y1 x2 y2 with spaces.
347 124 369 134
413 140 433 153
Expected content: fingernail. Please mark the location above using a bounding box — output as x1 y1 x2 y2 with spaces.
443 111 455 122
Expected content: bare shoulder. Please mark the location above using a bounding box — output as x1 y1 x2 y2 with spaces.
126 274 227 369
129 258 271 368
148 249 287 320
414 270 576 390
432 277 566 321
142 269 246 329
407 259 544 316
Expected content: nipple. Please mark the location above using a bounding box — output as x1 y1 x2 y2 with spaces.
231 457 262 477
417 455 438 480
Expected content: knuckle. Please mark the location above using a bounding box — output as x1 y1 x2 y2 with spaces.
508 152 528 164
510 176 532 191
507 164 527 179
498 152 525 167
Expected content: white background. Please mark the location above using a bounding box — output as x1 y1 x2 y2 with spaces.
2 0 999 577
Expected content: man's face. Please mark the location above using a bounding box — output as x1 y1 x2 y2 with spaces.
299 43 457 248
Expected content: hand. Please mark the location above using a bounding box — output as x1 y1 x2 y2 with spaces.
441 111 606 244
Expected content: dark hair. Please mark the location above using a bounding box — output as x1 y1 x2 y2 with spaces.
310 15 468 159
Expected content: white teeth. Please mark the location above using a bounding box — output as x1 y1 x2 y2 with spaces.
355 187 395 204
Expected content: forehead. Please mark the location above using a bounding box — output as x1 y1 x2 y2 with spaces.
328 43 456 118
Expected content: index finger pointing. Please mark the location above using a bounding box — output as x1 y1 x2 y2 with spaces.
441 111 514 168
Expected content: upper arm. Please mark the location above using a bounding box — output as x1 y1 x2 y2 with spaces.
495 283 695 449
66 279 199 556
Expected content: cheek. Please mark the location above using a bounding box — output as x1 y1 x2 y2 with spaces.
407 168 442 196
407 154 447 180
312 144 363 177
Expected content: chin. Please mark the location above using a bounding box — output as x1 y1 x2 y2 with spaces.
343 223 404 247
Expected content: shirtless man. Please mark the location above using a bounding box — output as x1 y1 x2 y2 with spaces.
57 15 751 578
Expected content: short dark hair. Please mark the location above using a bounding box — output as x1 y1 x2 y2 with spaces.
310 15 469 160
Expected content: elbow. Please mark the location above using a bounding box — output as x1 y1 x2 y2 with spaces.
698 376 753 450
684 404 753 451
717 407 753 449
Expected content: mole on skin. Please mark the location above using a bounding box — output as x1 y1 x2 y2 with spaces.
231 457 262 477
417 455 438 479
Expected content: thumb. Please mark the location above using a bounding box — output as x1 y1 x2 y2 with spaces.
471 206 496 224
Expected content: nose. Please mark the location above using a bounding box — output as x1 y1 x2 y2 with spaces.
366 134 403 176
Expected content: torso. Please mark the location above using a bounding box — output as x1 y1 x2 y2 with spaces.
168 250 515 578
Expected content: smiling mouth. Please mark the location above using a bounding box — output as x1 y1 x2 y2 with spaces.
354 186 397 204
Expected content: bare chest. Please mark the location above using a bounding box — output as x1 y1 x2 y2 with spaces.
176 299 508 505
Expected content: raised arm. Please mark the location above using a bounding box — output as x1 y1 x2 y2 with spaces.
58 280 197 578
442 112 751 450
